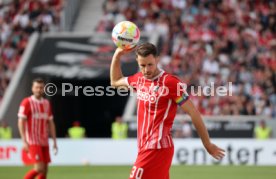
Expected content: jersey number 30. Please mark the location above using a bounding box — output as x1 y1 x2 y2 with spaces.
130 166 144 179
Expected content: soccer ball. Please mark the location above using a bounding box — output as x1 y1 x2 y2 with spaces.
112 21 140 50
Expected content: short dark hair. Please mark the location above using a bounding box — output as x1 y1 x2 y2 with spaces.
32 78 45 85
135 42 158 58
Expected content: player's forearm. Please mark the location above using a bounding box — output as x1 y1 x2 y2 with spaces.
110 51 124 87
181 101 211 147
18 119 26 142
189 111 211 147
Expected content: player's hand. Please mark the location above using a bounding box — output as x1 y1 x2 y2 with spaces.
115 46 136 56
23 141 29 152
53 142 58 155
205 143 225 160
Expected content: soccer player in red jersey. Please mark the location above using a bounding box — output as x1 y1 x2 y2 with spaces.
18 78 58 179
110 43 225 179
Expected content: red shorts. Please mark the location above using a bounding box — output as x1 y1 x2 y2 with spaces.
28 145 51 164
129 147 174 179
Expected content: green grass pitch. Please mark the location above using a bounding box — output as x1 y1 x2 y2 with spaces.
0 165 275 179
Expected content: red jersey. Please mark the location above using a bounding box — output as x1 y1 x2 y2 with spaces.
18 96 53 146
126 71 189 151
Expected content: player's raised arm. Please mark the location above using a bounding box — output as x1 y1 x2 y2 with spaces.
110 48 132 88
180 100 225 160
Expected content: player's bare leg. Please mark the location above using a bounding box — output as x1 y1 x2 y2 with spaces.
34 162 46 173
39 164 48 179
34 162 47 179
45 164 48 175
23 162 45 179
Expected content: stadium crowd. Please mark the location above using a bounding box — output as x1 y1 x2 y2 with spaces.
98 0 276 117
0 0 63 105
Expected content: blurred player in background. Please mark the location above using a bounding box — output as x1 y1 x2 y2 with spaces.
112 116 128 140
110 43 225 179
67 121 86 139
18 78 57 179
0 120 12 139
254 120 273 139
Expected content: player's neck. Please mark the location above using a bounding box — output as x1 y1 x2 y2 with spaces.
148 68 163 81
31 95 43 101
154 69 161 76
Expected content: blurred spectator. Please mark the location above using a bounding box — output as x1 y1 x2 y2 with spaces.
0 120 12 139
174 120 192 138
0 0 63 106
68 121 86 139
98 0 276 117
111 116 128 139
254 120 272 139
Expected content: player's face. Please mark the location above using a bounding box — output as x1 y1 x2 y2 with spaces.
32 82 44 99
137 54 159 79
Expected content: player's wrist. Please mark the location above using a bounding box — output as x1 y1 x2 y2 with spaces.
114 52 123 59
203 141 212 149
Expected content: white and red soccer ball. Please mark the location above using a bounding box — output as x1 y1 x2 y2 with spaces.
112 21 140 50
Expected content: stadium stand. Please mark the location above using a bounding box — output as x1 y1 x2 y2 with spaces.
0 0 63 105
98 0 276 117
1 0 275 117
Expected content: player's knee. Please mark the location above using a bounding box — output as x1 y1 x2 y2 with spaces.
34 164 46 174
35 168 45 174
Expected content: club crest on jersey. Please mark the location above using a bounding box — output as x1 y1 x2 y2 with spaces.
153 86 160 92
35 154 40 161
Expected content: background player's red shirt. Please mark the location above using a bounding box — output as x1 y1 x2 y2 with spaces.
126 71 189 151
18 96 53 146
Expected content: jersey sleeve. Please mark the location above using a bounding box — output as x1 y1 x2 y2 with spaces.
167 76 189 106
125 73 140 91
18 98 30 120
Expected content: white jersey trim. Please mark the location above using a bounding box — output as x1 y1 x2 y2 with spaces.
18 114 27 119
157 99 172 149
148 69 164 81
124 77 129 86
145 74 164 149
140 77 147 148
29 98 35 145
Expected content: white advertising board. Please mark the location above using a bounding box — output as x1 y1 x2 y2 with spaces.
0 139 275 166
